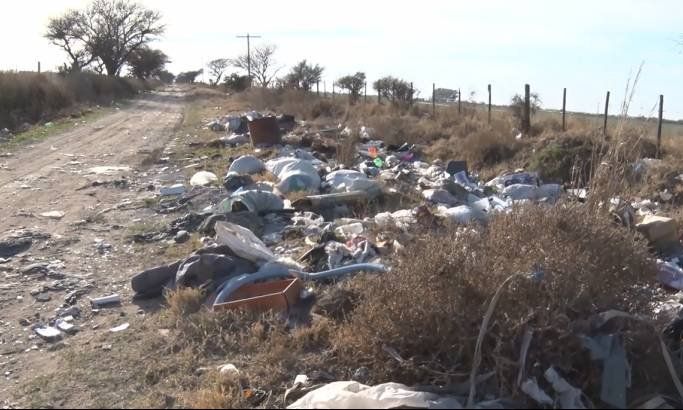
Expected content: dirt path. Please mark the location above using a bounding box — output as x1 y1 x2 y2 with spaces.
0 88 186 407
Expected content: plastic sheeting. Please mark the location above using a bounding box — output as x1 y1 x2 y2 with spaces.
423 189 460 206
190 171 218 187
215 221 275 264
267 158 321 194
228 155 265 175
216 189 284 214
325 170 381 196
287 381 463 409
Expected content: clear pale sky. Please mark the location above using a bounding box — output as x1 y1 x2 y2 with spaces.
1 0 681 118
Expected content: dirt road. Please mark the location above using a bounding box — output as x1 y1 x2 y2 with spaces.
0 88 186 407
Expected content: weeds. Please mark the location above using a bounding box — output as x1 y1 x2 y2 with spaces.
0 71 154 130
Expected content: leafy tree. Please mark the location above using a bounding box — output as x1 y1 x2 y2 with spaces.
510 93 542 128
336 72 366 104
223 73 251 92
127 47 169 79
229 44 281 87
283 60 324 91
176 70 203 84
372 76 414 104
157 70 175 84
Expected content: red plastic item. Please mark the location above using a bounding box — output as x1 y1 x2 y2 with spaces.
213 278 302 314
368 146 378 158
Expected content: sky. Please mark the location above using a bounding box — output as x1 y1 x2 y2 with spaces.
1 0 682 119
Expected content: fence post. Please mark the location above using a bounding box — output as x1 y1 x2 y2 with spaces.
523 84 531 134
38 61 41 74
432 83 436 117
657 94 664 159
458 88 462 114
562 88 567 131
332 83 335 100
316 81 319 97
603 91 610 137
410 82 414 105
364 82 367 104
377 87 381 104
487 84 492 124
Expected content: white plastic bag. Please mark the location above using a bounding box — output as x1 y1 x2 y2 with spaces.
190 171 218 187
215 221 275 264
228 155 265 175
287 381 462 409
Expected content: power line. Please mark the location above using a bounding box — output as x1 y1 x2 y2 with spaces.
236 33 261 82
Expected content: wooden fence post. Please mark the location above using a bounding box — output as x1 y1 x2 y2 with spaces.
458 88 461 114
603 91 610 137
657 94 664 159
38 61 41 74
364 82 367 104
332 83 335 100
410 82 414 105
316 81 319 97
377 87 381 104
523 84 531 134
487 84 492 124
432 83 436 117
562 88 566 131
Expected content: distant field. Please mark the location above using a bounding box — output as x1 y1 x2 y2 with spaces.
418 99 683 140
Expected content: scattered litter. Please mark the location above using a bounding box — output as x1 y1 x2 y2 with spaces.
160 184 186 196
228 155 265 175
87 166 131 175
40 211 65 220
190 171 218 187
249 116 282 146
90 294 121 308
34 326 62 343
215 221 275 264
109 323 130 333
218 363 240 376
287 381 463 409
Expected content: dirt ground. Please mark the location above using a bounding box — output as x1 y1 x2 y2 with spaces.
0 88 188 407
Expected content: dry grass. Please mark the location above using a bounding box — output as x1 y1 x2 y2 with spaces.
184 372 246 409
335 130 360 168
167 287 205 318
333 204 667 401
0 71 154 130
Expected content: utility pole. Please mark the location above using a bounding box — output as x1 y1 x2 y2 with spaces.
236 33 261 83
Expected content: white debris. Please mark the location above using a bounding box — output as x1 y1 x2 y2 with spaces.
190 171 218 187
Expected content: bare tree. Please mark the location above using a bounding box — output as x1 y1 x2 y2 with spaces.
46 0 165 77
45 10 96 72
229 44 281 87
207 59 230 86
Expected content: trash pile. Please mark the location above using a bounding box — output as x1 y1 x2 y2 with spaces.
135 114 571 316
129 113 683 409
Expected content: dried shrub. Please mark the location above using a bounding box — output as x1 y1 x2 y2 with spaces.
530 133 600 184
334 204 659 399
0 71 151 129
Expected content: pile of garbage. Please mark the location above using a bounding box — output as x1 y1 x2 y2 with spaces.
204 111 297 147
129 113 683 409
134 113 572 317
